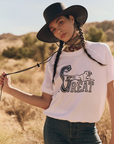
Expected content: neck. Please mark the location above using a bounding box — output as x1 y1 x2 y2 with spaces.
63 34 83 52
65 34 81 45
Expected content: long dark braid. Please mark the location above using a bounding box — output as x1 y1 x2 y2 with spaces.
52 40 64 83
75 19 105 66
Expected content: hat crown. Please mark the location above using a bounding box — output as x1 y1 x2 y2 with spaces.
43 3 66 23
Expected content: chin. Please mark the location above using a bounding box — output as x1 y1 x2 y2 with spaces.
61 37 70 43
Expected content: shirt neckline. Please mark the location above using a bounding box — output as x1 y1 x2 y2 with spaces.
61 41 88 56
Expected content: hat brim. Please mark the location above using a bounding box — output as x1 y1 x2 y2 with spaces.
37 5 88 43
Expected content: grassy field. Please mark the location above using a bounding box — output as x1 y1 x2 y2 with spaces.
0 56 112 144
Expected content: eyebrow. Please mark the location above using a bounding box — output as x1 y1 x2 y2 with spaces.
56 17 62 23
49 17 63 30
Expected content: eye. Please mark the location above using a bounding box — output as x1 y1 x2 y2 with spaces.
59 20 63 25
50 28 56 33
52 28 56 33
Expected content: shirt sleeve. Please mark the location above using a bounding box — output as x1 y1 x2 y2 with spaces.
41 62 54 95
105 44 114 83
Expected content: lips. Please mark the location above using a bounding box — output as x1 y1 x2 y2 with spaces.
61 33 66 39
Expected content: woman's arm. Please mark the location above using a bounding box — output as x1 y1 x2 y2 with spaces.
107 80 114 143
6 87 52 109
0 72 52 109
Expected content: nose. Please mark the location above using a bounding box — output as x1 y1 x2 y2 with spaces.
57 27 62 34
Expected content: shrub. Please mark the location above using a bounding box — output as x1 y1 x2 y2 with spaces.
49 43 57 55
2 97 36 131
85 25 107 42
2 47 17 58
1 33 57 65
22 34 38 47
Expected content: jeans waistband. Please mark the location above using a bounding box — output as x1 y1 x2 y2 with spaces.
46 116 96 130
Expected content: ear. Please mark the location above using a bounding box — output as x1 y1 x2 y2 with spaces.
69 15 75 24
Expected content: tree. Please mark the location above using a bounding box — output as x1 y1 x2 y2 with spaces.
85 25 107 42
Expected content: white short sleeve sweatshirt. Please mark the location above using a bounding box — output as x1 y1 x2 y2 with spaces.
41 41 114 123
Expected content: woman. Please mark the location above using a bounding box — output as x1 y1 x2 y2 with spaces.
0 2 114 144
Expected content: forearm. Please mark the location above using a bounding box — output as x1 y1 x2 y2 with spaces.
107 95 114 137
6 86 49 109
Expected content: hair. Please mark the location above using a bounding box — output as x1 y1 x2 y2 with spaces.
74 19 105 66
52 15 105 83
52 40 64 83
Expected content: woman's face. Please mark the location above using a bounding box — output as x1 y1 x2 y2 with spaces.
49 15 77 42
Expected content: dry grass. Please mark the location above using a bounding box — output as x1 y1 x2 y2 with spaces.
96 103 111 144
0 58 45 144
0 57 113 144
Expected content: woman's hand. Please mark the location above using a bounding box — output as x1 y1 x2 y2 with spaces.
0 71 11 92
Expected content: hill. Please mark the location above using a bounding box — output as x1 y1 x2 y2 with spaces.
83 20 114 41
0 20 114 53
0 32 37 53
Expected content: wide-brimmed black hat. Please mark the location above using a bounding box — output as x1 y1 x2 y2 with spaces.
37 2 88 43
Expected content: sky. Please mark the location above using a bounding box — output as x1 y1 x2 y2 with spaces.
0 0 114 35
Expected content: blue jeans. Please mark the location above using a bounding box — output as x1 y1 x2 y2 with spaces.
43 116 102 144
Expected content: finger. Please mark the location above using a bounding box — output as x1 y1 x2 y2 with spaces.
3 71 6 74
0 71 7 83
0 77 3 82
1 74 5 78
0 75 6 85
0 79 4 83
1 71 7 77
0 76 5 81
0 77 5 81
0 81 4 86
